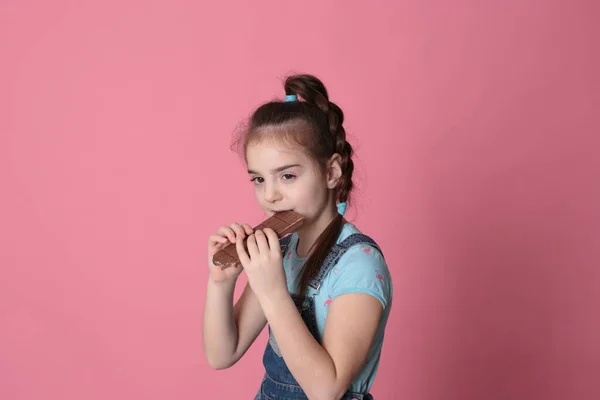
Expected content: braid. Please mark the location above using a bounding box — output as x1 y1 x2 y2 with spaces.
327 101 354 204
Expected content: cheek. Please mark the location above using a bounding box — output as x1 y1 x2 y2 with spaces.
295 181 327 207
253 186 263 201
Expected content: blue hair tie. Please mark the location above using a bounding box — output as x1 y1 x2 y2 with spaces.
337 202 347 216
284 94 297 102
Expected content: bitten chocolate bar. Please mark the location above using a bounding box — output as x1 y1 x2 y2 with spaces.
212 210 305 270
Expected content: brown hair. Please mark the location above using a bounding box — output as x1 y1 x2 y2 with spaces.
232 73 354 294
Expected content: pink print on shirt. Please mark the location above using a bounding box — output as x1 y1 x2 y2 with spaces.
324 296 332 307
375 270 384 281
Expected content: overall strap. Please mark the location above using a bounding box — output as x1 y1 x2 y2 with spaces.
308 233 384 291
279 234 293 254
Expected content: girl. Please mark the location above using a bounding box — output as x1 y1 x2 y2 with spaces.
202 74 393 400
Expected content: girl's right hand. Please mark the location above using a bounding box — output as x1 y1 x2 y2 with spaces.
208 222 254 283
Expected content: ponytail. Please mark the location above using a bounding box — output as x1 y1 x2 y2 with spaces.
283 75 355 294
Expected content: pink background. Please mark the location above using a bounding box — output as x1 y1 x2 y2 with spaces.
1 1 599 399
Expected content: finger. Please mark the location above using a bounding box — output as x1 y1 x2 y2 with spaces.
208 234 228 245
230 223 246 241
254 229 270 254
241 223 254 236
218 226 236 243
246 233 260 260
235 234 251 266
263 228 281 255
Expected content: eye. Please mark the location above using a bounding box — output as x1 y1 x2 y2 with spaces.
250 176 264 185
282 173 295 181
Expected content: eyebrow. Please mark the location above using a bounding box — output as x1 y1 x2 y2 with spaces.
247 164 302 175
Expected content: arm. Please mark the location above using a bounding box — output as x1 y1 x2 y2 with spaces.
202 222 268 369
259 291 383 400
202 279 267 369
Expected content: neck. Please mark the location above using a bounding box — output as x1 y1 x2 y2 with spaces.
295 203 340 258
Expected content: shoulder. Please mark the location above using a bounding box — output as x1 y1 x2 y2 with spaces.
326 223 392 309
336 223 387 266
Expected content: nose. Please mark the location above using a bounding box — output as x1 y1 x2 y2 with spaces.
263 181 282 203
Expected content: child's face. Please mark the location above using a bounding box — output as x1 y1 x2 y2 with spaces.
245 138 331 222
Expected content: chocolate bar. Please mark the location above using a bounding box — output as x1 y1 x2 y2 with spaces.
212 210 305 270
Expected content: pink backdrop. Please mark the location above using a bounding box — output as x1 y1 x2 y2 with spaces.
1 1 599 399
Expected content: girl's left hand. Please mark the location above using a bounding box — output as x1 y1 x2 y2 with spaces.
235 228 288 301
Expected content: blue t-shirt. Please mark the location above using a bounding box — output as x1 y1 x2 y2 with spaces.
281 223 393 393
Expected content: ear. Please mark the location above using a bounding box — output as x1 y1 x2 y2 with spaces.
326 153 343 190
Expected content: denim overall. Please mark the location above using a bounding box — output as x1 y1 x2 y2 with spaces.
254 233 383 400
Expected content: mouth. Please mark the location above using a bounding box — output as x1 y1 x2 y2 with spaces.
269 209 292 214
